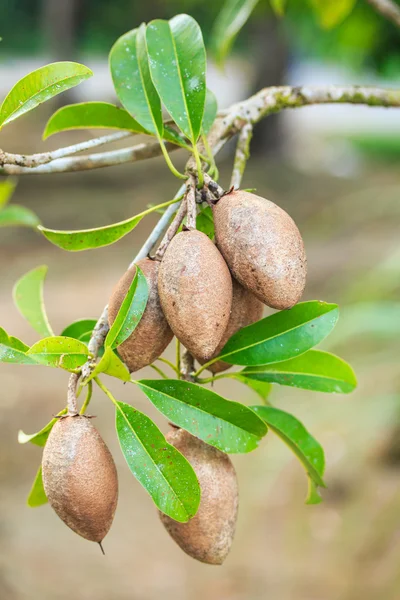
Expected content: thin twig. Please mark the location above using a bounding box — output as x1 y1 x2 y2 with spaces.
366 0 400 28
230 123 253 189
0 131 132 168
155 196 188 259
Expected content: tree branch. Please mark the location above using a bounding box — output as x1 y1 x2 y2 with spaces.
230 123 253 189
0 131 132 168
2 85 400 176
366 0 400 28
0 140 178 175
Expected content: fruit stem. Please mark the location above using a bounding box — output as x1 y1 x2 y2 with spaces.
158 357 180 376
186 176 197 230
67 372 80 415
159 141 187 180
155 196 188 259
193 357 221 378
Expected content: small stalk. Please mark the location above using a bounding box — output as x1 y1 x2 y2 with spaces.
150 364 169 379
157 357 180 376
201 133 219 180
186 177 197 230
94 377 118 407
155 196 188 259
159 141 186 179
80 381 93 414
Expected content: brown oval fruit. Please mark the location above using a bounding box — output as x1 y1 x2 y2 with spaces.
108 258 173 373
159 428 238 565
213 190 307 310
42 415 118 543
198 279 264 373
158 230 232 361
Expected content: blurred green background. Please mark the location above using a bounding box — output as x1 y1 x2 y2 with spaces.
1 1 400 599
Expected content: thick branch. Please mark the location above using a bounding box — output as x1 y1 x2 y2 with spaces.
230 123 253 189
366 0 400 28
155 195 187 260
2 85 400 176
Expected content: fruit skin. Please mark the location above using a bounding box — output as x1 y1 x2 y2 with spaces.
158 230 233 361
213 190 307 310
198 279 264 373
42 415 118 543
108 258 173 373
159 428 238 565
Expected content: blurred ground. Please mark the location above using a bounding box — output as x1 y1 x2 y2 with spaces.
1 110 400 600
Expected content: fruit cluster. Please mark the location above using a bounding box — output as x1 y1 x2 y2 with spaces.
43 189 306 564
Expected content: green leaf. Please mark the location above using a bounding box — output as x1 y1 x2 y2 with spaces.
213 301 339 366
106 267 148 349
0 62 93 128
241 350 357 394
0 178 17 209
27 336 89 370
234 374 272 402
136 379 268 453
0 327 29 352
13 265 54 338
309 0 357 28
270 0 286 16
202 89 218 135
110 26 163 137
115 401 200 522
43 102 147 138
85 347 130 383
27 466 48 508
61 319 97 343
196 206 214 239
18 408 67 447
0 205 41 228
252 405 326 504
211 0 260 66
38 198 178 252
43 101 187 147
0 343 38 365
146 15 206 143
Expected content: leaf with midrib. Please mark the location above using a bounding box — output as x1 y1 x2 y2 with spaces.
0 62 93 127
136 379 268 453
38 197 178 251
211 0 260 66
61 319 97 342
27 466 48 508
115 401 200 522
27 336 89 370
13 266 54 338
146 15 206 143
202 89 218 135
241 350 357 393
213 301 339 366
42 102 189 148
0 205 41 228
252 405 326 504
85 347 130 383
106 267 148 349
18 408 67 446
109 26 163 137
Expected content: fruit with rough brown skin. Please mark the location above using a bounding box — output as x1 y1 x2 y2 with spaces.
42 415 118 543
108 258 173 373
158 230 233 361
159 428 238 565
197 279 264 373
213 190 307 310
